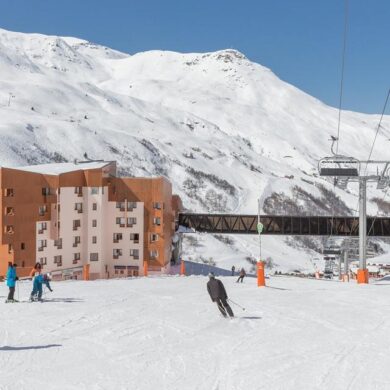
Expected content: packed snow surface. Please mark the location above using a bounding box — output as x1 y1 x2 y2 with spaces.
1 276 390 390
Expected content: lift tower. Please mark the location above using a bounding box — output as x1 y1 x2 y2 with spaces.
319 156 390 284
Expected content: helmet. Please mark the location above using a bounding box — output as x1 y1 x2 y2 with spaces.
208 272 215 279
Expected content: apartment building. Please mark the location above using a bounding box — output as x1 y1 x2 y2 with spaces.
0 160 181 280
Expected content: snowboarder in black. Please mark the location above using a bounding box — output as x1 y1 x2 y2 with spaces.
236 268 246 283
231 265 235 276
207 273 234 318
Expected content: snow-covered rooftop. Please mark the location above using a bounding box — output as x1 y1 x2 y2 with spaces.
7 161 112 175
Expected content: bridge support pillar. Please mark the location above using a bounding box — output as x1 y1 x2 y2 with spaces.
257 261 266 287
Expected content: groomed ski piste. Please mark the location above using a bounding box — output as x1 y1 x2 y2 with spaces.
1 276 390 390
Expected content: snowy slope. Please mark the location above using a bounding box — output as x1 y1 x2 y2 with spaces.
0 28 389 271
1 276 390 390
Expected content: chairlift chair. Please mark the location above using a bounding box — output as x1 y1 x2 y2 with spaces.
319 156 360 177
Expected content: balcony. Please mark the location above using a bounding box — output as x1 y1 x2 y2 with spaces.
133 255 139 260
72 243 79 248
77 209 83 214
119 224 125 228
38 247 44 252
113 255 120 259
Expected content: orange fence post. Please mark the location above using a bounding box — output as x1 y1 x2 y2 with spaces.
83 264 90 281
143 261 148 277
180 260 186 276
357 269 369 284
257 261 266 287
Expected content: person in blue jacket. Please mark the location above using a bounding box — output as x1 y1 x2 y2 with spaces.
30 272 44 302
6 262 18 302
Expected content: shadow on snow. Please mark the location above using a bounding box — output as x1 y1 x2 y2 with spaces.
0 344 61 351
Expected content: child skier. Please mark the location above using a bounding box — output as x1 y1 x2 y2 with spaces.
6 262 18 303
43 273 53 292
236 268 246 283
30 263 44 301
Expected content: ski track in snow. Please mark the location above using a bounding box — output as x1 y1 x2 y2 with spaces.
2 277 390 389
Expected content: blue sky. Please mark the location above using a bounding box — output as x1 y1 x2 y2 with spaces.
1 0 389 113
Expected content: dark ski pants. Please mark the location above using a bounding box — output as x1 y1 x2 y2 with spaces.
236 276 245 283
215 298 234 318
8 287 15 300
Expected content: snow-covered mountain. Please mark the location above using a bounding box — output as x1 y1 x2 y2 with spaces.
0 28 389 272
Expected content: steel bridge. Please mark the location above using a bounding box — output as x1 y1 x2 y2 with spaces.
178 213 390 236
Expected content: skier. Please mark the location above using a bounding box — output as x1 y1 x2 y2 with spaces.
30 263 44 301
5 262 18 302
236 268 246 283
231 265 235 276
207 272 234 318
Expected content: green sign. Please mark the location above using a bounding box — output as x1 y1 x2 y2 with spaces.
257 222 264 234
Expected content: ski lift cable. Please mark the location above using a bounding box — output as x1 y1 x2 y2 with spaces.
335 0 350 156
327 0 350 245
348 88 390 238
362 88 390 176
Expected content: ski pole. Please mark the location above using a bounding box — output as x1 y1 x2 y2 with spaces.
228 298 246 311
17 281 20 301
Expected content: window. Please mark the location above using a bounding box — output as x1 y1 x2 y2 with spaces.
113 233 122 243
116 217 125 227
150 233 159 242
5 225 14 234
74 187 83 196
54 255 62 266
92 219 97 228
116 202 125 210
39 257 47 265
73 236 81 247
73 253 81 264
91 187 99 195
92 236 97 244
74 203 83 213
5 207 14 216
150 250 158 259
73 219 81 230
42 187 55 196
21 243 25 250
38 222 47 233
8 244 13 253
127 217 136 226
38 239 47 249
153 217 161 226
5 188 14 197
127 202 137 210
92 203 97 211
153 202 162 210
90 253 99 262
113 249 122 259
38 205 47 216
130 233 139 243
130 249 139 259
54 238 62 249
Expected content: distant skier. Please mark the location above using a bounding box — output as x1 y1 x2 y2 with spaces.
231 265 235 276
6 262 18 303
236 268 246 283
207 273 234 318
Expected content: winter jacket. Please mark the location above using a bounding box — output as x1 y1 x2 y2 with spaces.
33 274 44 288
207 278 227 301
6 266 17 287
239 269 246 276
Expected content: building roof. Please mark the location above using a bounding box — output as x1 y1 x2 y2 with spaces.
6 161 113 175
